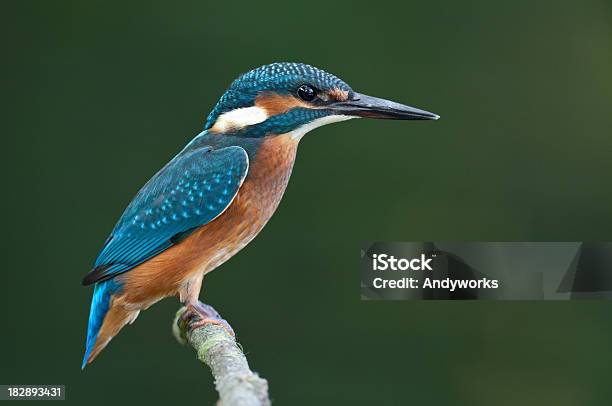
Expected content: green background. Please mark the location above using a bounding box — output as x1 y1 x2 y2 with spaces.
3 0 612 404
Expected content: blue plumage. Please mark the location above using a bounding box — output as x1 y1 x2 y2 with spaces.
81 144 248 368
82 278 121 369
82 145 249 285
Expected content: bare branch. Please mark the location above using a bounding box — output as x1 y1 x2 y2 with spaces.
173 307 270 406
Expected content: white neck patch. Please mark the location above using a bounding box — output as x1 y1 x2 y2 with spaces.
290 115 356 140
210 106 268 133
210 106 355 139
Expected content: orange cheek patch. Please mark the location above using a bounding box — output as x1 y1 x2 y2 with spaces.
328 88 349 101
255 92 312 115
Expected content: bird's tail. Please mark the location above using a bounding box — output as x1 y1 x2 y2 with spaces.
82 279 137 369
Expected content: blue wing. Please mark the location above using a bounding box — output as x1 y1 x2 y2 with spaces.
82 145 249 285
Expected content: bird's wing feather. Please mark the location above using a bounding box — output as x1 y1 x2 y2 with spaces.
82 145 249 285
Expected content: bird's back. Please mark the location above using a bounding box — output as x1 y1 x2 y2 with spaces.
117 133 300 303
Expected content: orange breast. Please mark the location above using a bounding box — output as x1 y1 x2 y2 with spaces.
116 134 299 307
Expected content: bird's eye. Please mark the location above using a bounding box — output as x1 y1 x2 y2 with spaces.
297 84 316 101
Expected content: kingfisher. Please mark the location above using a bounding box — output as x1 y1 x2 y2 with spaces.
81 62 438 368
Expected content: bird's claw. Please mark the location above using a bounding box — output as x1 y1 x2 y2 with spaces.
182 301 235 337
189 318 235 337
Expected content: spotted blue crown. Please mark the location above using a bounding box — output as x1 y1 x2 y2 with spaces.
204 62 354 133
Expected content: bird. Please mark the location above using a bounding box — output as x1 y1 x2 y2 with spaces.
81 62 439 368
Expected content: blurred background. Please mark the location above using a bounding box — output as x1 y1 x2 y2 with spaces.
2 0 612 404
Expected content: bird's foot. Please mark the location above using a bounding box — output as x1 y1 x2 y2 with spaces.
182 301 235 337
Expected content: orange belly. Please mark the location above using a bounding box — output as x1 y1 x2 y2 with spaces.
114 134 299 309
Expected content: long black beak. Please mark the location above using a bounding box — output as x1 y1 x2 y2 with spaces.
330 92 439 120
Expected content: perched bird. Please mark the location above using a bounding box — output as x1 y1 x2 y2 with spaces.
81 62 438 368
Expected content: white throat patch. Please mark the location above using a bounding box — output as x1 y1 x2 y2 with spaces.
210 106 268 133
290 115 355 140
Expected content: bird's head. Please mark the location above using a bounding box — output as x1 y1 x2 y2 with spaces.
204 62 438 139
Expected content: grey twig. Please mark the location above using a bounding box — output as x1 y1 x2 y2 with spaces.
173 307 270 406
